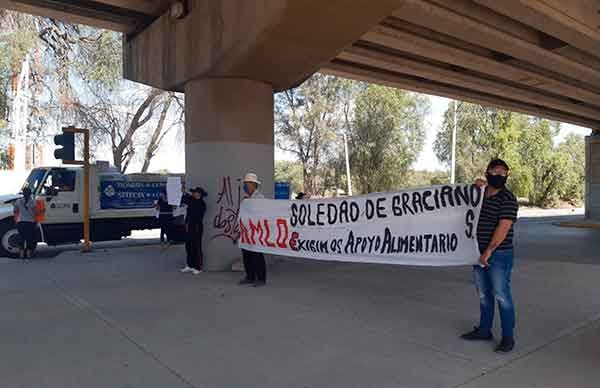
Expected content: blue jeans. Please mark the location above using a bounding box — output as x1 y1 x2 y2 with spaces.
473 249 515 338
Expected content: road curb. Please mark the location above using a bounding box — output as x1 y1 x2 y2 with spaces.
557 221 600 229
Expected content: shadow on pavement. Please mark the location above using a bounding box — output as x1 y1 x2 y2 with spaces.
2 235 183 261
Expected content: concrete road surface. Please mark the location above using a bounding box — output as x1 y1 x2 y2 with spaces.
1 215 599 387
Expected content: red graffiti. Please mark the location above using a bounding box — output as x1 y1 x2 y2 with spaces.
239 218 298 251
212 176 243 243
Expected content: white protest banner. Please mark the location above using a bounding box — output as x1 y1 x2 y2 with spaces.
166 176 182 206
239 184 484 266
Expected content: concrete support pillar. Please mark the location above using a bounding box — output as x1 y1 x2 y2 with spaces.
585 135 600 221
184 78 274 271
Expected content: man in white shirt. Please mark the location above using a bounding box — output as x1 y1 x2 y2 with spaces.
238 173 267 287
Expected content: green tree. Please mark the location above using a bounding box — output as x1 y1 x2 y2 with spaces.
48 26 182 172
0 11 181 172
0 125 10 169
274 160 304 194
73 29 122 90
435 101 586 207
0 11 46 141
434 102 512 183
349 85 429 193
275 74 354 195
435 103 539 200
516 117 565 207
407 170 449 188
556 134 585 205
0 150 9 169
73 84 163 172
0 43 11 125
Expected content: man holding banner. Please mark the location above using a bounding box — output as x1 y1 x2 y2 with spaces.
239 173 267 287
239 181 484 265
460 159 518 353
238 159 518 352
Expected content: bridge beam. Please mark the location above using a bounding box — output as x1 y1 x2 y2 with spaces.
123 0 405 92
0 0 164 33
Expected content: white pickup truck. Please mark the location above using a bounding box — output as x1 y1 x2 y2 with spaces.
0 164 185 257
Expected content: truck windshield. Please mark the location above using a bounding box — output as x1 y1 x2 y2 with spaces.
21 168 48 194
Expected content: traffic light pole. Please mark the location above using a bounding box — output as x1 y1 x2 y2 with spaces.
61 126 91 252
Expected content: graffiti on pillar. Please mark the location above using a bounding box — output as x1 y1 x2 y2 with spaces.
212 176 243 243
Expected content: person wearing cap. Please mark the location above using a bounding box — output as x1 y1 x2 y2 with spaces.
180 187 207 275
239 172 267 287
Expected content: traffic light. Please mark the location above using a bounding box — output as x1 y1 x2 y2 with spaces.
53 132 75 161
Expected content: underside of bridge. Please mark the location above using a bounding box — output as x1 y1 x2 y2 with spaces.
326 0 600 130
2 0 600 268
4 0 599 128
329 1 600 131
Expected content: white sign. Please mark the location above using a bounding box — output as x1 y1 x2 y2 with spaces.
239 184 484 266
167 176 182 206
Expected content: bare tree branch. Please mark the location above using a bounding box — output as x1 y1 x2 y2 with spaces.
141 93 174 172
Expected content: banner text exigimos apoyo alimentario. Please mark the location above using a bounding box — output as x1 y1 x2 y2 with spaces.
238 184 484 266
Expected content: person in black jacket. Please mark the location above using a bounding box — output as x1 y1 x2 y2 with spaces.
180 187 207 275
155 192 173 244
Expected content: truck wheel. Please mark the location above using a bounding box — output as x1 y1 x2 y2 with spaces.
0 221 21 258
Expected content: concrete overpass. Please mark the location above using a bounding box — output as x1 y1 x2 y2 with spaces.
2 0 600 269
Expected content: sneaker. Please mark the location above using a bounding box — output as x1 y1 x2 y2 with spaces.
191 269 202 275
238 278 254 285
180 266 193 273
460 327 494 341
253 281 266 287
495 337 515 353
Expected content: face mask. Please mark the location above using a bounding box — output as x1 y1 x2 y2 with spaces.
243 183 249 194
486 173 507 189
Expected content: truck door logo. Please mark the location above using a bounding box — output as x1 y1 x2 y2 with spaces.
104 185 116 197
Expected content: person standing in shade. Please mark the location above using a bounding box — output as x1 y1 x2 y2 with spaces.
180 187 207 275
238 173 267 287
461 159 519 353
13 187 39 259
180 190 192 259
155 192 173 244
